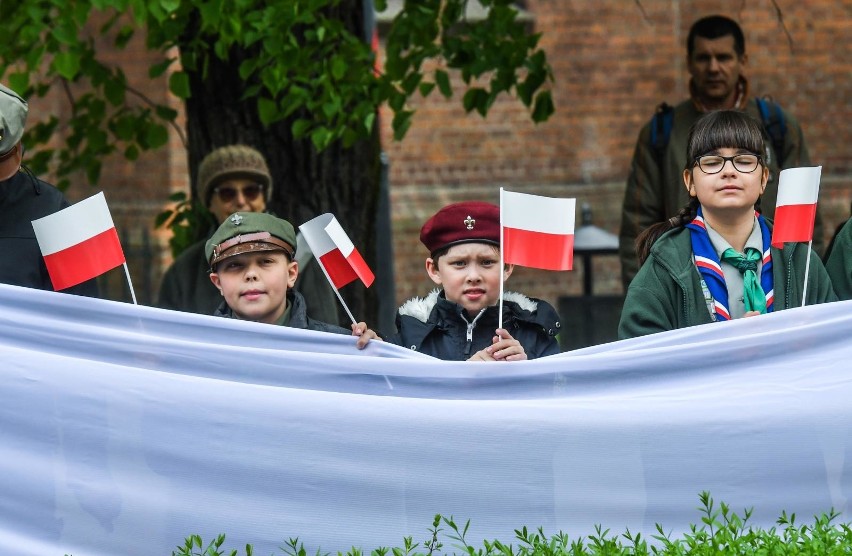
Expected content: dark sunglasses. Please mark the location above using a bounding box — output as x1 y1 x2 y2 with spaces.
213 183 265 203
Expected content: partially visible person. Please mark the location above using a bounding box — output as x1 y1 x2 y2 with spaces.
619 14 823 290
824 216 851 301
389 201 561 361
619 110 835 340
157 144 338 323
207 211 379 348
0 83 98 296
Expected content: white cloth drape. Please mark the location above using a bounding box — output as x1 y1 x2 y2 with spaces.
1 283 850 555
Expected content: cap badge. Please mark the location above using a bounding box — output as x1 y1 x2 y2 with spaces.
464 215 475 230
230 214 243 226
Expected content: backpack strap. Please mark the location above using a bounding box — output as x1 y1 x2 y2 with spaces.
755 96 788 167
649 102 674 162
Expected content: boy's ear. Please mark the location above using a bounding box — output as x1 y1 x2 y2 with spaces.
286 259 298 289
425 258 442 286
209 272 224 295
503 263 514 281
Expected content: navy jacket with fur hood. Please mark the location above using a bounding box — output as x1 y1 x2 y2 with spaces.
390 289 561 361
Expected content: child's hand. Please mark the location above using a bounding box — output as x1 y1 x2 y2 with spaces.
743 311 762 318
351 322 382 349
468 328 527 361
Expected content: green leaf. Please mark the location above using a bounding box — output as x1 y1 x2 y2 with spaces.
331 57 346 80
257 97 278 126
52 24 79 46
145 124 169 148
124 144 140 160
435 69 452 98
149 58 174 79
291 118 311 139
159 0 180 13
418 82 435 97
52 51 81 80
392 109 413 141
531 90 554 123
168 71 191 99
310 126 333 150
103 79 126 105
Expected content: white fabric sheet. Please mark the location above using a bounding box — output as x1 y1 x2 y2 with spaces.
1 283 850 555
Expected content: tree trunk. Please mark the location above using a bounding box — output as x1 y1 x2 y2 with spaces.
182 5 383 327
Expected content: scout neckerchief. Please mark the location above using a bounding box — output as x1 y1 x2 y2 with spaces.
686 206 774 321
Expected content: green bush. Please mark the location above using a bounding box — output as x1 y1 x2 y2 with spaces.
163 492 852 555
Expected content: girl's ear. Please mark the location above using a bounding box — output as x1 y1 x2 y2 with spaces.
760 165 769 194
425 258 442 286
683 169 697 197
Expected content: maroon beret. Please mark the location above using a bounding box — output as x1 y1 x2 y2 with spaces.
420 201 500 254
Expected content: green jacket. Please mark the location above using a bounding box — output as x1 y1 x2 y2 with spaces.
825 218 852 301
619 96 821 289
157 233 341 324
618 226 837 340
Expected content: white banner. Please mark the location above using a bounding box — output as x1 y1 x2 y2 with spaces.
1 283 851 555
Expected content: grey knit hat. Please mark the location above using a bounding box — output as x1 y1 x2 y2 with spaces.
197 145 273 207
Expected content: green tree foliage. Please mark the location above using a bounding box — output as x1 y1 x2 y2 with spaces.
2 0 553 192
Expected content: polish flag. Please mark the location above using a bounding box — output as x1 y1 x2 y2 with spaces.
771 166 822 248
299 213 375 289
31 192 125 291
500 189 575 271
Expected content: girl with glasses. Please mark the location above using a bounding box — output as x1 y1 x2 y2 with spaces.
619 110 836 339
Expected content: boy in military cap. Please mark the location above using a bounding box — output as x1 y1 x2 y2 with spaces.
390 201 561 361
206 211 379 348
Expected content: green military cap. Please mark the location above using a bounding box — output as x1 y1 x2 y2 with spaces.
206 212 297 269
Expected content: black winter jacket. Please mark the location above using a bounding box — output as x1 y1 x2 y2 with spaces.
213 290 351 335
0 171 98 296
390 289 561 361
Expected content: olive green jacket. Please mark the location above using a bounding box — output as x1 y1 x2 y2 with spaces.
825 218 852 301
618 226 837 340
619 96 822 289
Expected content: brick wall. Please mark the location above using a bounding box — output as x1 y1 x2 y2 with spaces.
381 0 852 309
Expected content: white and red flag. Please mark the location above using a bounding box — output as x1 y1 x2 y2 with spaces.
771 166 822 248
299 213 375 289
31 192 125 291
500 189 576 271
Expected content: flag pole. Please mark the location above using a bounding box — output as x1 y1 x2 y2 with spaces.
311 255 358 325
498 187 505 330
122 262 138 305
801 240 813 308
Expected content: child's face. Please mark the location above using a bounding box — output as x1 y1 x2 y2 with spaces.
426 243 513 317
684 146 768 219
210 250 297 324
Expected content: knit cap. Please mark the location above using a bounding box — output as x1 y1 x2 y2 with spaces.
197 145 273 206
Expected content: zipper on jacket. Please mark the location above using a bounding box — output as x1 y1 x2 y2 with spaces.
462 309 487 357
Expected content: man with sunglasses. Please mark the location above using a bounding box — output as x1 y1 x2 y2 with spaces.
0 83 99 296
619 15 822 291
158 144 339 323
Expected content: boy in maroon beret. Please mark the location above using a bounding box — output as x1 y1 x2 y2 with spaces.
389 201 561 361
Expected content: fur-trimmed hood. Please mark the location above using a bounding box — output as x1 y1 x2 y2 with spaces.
397 288 539 323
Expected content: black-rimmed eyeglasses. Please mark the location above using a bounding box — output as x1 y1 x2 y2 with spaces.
694 154 762 174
